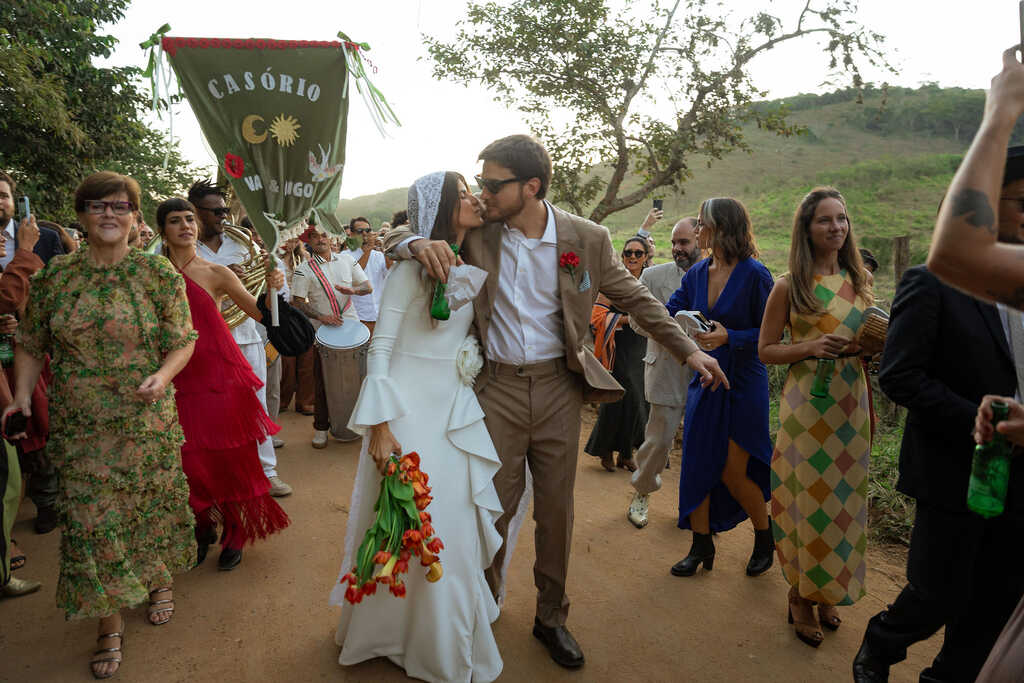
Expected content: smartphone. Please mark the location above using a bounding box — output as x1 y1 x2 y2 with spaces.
16 196 30 221
652 199 663 211
3 411 27 439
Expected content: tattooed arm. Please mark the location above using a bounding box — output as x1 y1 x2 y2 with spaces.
928 46 1024 309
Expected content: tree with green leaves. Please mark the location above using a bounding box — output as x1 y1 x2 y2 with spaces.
426 0 891 224
0 0 199 224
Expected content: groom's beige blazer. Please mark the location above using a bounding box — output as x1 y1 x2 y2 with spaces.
384 204 698 402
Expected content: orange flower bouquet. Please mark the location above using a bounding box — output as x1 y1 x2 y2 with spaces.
340 452 444 604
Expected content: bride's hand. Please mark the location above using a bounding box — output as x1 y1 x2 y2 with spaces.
368 422 402 475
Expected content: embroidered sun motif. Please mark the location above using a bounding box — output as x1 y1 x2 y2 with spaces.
269 114 301 147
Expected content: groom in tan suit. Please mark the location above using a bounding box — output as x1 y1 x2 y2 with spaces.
384 135 728 669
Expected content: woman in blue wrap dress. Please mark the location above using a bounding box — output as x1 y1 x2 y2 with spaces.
665 197 775 578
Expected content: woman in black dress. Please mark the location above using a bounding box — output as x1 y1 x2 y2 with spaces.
585 236 651 472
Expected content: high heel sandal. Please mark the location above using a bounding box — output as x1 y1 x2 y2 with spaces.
818 603 841 631
787 586 824 648
670 532 715 576
90 618 124 679
147 587 174 626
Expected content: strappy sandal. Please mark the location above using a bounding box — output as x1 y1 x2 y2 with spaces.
9 539 25 571
600 454 616 472
147 587 174 626
90 619 124 679
818 603 842 631
787 586 824 648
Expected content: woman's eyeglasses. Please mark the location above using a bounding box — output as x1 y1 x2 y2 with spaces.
622 249 646 258
84 200 135 215
352 228 372 234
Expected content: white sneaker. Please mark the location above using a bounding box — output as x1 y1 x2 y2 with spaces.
272 437 285 448
312 429 328 449
627 492 649 529
268 476 292 497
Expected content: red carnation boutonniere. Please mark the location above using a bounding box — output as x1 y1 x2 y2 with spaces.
559 251 580 282
224 153 245 179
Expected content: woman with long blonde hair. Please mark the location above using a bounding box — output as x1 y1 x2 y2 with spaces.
758 186 873 648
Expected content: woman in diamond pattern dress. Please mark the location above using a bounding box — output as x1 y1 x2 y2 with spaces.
758 187 873 649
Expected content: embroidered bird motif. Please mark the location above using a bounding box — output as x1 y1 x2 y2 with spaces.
308 144 343 182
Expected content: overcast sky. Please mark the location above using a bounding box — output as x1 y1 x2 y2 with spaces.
106 0 1014 198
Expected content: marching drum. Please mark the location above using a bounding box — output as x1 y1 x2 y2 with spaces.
314 322 370 442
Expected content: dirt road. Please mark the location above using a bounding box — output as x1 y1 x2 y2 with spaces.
1 409 939 682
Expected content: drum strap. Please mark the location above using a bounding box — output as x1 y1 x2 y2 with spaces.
307 256 351 319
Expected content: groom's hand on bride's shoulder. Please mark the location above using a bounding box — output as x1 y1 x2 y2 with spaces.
409 238 462 283
686 350 730 391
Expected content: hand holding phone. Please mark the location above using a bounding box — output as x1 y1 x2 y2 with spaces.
16 196 30 221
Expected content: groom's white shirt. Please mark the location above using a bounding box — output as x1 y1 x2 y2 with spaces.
396 201 564 365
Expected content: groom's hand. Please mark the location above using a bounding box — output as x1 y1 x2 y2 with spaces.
686 350 730 391
410 238 461 283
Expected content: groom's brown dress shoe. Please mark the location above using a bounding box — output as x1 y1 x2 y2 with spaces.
532 618 584 668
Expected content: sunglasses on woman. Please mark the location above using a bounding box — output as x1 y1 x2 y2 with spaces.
622 249 646 258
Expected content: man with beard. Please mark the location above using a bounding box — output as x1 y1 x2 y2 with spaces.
626 217 701 528
188 179 292 497
384 135 727 670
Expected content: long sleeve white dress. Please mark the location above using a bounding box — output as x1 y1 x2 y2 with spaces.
329 260 504 682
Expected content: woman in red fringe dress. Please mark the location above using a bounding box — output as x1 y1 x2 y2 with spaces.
155 198 289 572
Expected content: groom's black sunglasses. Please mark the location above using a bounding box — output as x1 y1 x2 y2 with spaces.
475 175 524 194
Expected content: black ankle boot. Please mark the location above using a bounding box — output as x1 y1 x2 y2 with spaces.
195 526 217 567
671 532 715 576
746 527 775 576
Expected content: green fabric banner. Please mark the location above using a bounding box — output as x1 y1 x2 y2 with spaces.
162 36 354 247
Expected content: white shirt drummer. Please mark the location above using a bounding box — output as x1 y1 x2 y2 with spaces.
292 251 368 329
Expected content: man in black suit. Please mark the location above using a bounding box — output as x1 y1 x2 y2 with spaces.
853 152 1024 682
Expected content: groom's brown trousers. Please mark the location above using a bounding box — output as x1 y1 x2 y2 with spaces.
480 358 583 628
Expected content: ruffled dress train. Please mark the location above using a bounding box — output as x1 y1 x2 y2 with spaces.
329 261 504 683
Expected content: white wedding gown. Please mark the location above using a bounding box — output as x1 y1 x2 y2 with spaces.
329 260 504 682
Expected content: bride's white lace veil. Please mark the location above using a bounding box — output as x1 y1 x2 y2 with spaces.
408 171 446 239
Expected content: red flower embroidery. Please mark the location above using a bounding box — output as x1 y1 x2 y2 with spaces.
224 153 244 179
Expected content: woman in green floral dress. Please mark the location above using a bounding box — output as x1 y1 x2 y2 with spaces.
5 172 197 679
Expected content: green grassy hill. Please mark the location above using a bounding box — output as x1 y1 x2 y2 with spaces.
338 85 992 302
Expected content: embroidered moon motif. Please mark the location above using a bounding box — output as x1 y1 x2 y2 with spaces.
241 114 267 144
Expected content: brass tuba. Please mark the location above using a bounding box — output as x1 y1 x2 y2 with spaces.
147 222 269 329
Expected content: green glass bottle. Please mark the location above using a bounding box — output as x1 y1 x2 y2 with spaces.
0 335 14 368
967 400 1013 518
429 244 459 321
809 358 835 398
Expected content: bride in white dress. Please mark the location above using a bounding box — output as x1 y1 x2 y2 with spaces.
329 171 504 682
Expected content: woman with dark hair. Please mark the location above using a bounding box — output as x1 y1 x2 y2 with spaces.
666 197 775 579
155 197 290 572
330 171 505 682
584 236 651 471
758 186 872 648
4 172 197 679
